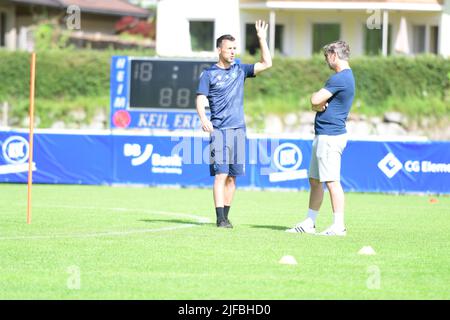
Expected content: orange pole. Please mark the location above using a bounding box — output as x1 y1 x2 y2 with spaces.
27 52 36 224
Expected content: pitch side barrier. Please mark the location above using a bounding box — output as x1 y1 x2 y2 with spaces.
0 129 448 194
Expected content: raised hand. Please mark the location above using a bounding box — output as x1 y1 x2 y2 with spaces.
255 20 268 40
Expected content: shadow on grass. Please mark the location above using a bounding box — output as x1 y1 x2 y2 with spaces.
140 220 289 230
139 219 212 226
246 224 288 231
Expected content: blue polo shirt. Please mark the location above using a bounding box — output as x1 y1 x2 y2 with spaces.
315 68 355 135
197 63 255 129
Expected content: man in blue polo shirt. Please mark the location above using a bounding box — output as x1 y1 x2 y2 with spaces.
287 40 355 236
196 20 272 228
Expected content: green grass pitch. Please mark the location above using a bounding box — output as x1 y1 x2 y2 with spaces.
0 183 449 299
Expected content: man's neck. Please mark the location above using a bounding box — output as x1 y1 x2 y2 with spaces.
335 61 350 73
216 59 232 69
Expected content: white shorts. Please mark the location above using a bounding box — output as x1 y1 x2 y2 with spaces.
309 134 348 182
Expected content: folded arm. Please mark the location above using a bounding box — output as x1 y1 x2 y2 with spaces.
311 88 332 112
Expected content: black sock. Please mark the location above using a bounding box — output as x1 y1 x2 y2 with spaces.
224 206 231 220
215 207 225 222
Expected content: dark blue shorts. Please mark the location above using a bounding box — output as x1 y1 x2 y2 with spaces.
209 128 246 176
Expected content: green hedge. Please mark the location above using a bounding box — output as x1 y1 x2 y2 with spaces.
0 49 155 100
243 54 450 117
0 50 448 127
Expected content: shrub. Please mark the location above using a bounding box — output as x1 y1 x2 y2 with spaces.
0 50 448 128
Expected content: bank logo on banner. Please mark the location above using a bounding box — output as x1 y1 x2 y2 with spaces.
0 135 36 175
123 143 182 175
378 152 403 178
269 143 308 182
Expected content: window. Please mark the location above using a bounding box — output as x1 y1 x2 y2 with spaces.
364 24 392 55
312 23 340 54
430 26 438 54
189 21 214 52
412 25 440 54
274 24 284 54
245 23 284 55
412 25 426 54
0 12 6 47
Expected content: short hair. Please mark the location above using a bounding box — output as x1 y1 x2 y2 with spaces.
323 40 350 60
216 34 235 48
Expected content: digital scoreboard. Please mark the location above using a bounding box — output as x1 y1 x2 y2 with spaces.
110 56 214 130
129 59 213 109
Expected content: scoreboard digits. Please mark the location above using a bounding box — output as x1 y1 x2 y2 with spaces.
129 59 212 109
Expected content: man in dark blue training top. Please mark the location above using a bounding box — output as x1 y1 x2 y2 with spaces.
287 40 355 236
196 20 272 228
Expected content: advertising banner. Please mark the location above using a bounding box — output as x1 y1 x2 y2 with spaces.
1 130 448 194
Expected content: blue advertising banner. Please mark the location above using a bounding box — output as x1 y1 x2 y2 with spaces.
111 133 254 187
1 130 449 194
342 140 450 193
248 138 312 190
0 131 111 185
112 134 212 186
34 133 112 185
251 139 450 193
117 110 203 130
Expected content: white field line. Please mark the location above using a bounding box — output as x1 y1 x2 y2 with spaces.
0 205 211 240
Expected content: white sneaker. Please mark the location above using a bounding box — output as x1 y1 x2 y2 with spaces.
286 220 316 234
317 225 347 236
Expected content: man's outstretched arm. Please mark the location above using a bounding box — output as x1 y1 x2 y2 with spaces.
254 20 272 75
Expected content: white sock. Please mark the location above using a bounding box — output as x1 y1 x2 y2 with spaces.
333 212 345 229
306 208 318 225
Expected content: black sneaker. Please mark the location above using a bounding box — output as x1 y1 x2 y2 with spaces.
224 219 233 228
217 220 232 228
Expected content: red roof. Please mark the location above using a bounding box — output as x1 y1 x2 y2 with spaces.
8 0 150 18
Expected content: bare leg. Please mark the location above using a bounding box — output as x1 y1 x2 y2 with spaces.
286 178 323 233
224 176 236 206
309 178 324 211
325 181 345 214
213 174 228 208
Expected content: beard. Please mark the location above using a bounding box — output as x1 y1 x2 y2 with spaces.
327 61 336 70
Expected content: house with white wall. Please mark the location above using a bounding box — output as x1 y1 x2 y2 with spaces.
156 0 450 57
0 0 150 51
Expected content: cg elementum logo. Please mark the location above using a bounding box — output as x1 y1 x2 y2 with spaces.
377 152 403 178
